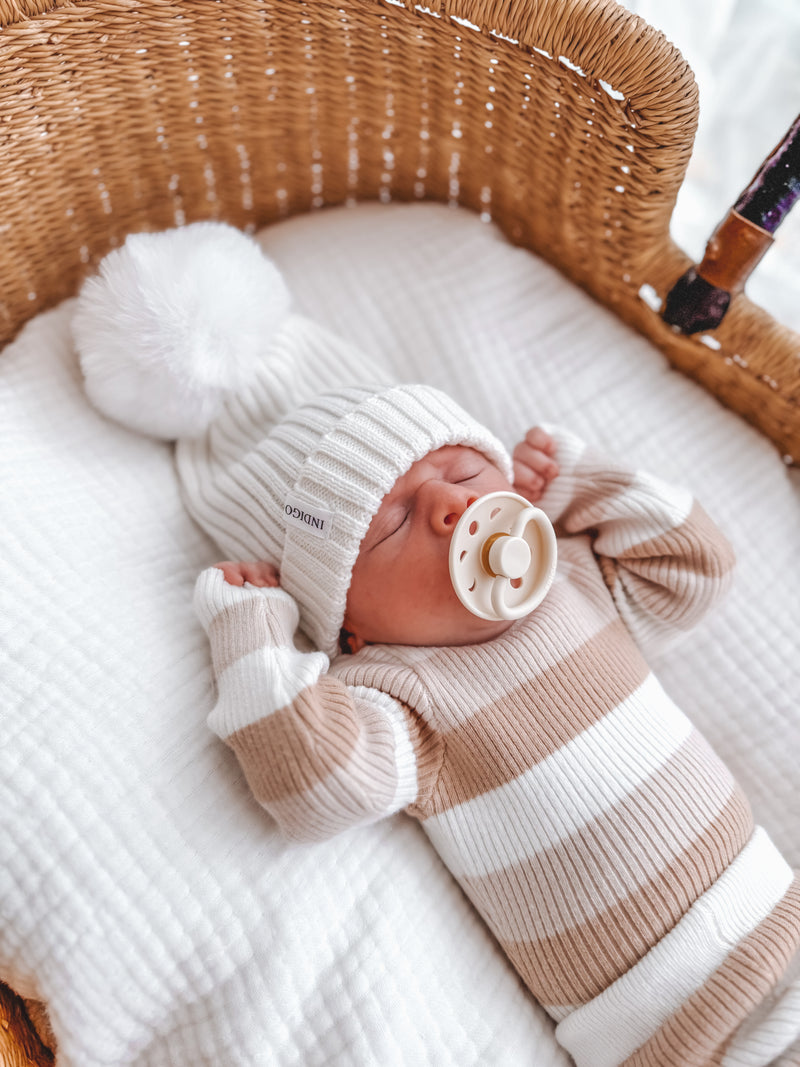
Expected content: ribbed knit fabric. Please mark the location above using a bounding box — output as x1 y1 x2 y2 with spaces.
193 425 800 1066
176 318 512 658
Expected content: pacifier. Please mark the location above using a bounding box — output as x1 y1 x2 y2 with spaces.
448 492 557 621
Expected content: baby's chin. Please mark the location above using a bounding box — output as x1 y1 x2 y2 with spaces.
392 611 515 649
441 615 516 647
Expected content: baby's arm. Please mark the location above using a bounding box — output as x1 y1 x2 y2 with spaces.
194 566 436 842
516 426 736 657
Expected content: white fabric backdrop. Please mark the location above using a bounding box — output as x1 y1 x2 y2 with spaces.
621 0 800 330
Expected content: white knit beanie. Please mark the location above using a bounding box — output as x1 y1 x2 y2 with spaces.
73 222 513 656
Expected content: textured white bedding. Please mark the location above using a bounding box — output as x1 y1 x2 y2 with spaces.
1 203 798 1066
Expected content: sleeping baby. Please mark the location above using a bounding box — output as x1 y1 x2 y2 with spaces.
74 222 800 1067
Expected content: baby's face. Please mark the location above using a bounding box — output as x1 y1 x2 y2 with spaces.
343 445 516 649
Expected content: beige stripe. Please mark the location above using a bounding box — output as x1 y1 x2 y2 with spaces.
620 500 736 579
474 782 753 1007
208 597 294 676
340 563 623 727
226 678 443 830
556 464 636 538
773 1044 800 1067
420 619 649 813
554 828 793 1065
624 877 800 1067
332 644 431 713
466 734 750 942
603 500 736 629
227 675 364 804
721 954 800 1067
420 569 623 712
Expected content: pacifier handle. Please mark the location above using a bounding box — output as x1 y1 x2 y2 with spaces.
449 491 557 622
488 510 539 617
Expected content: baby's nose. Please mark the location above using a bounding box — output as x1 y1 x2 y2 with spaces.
431 484 478 535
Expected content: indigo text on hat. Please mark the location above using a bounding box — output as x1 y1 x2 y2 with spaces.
283 495 334 540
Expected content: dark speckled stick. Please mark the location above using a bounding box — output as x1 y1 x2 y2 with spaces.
663 114 800 334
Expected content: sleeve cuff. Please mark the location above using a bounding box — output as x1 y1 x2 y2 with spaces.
193 566 299 634
536 423 590 524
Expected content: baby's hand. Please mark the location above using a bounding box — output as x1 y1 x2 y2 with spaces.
214 560 281 588
512 427 559 503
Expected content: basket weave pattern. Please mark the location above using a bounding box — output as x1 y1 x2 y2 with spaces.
0 0 798 1054
2 0 799 456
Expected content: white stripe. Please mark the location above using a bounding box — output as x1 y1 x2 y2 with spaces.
594 471 693 556
209 645 328 736
420 577 618 724
351 686 419 811
555 827 794 1067
424 673 691 878
473 762 737 946
536 427 589 525
270 686 421 837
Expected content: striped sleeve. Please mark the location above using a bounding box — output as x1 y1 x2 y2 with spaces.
193 567 426 842
538 426 736 657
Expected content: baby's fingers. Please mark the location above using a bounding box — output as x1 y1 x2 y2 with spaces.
215 561 246 586
214 560 280 588
513 462 547 502
522 426 557 456
240 560 281 587
513 431 559 503
512 440 559 481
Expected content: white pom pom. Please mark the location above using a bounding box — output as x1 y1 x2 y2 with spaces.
72 221 291 439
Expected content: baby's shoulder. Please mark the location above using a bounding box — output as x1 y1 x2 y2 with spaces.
330 643 430 711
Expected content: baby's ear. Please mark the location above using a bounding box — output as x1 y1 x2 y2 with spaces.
339 627 366 655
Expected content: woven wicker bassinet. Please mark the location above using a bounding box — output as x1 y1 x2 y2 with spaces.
2 0 800 462
0 0 798 1059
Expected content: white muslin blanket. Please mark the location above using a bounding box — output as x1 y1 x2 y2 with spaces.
1 202 798 1066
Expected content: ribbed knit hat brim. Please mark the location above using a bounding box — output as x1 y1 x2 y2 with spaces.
281 383 513 655
178 375 512 657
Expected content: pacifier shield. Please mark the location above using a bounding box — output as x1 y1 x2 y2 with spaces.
448 491 557 621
